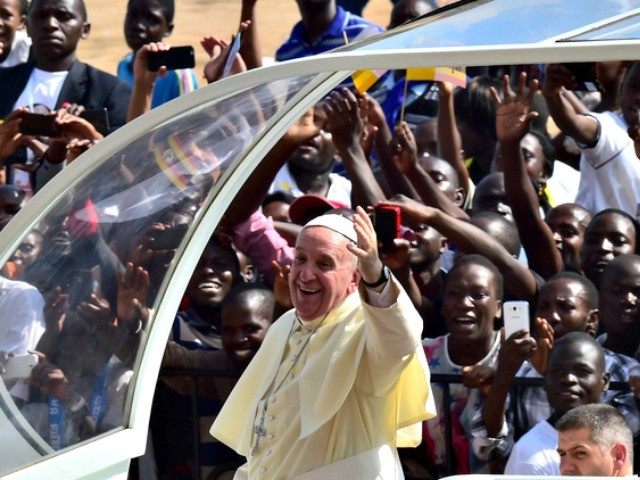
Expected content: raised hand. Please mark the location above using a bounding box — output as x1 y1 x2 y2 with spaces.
496 329 537 378
347 206 384 285
201 21 250 83
133 42 170 88
117 262 150 327
530 316 554 374
379 194 435 229
321 87 365 155
271 260 292 309
461 363 495 395
391 121 418 174
493 72 539 145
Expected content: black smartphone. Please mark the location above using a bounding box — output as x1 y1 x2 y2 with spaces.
81 108 110 136
18 112 62 137
151 223 189 250
374 205 401 252
147 46 195 71
561 62 604 92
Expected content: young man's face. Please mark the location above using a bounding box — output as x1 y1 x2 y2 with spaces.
418 155 463 206
287 130 336 176
289 226 358 322
535 279 595 339
544 340 607 416
581 213 636 288
558 427 617 476
27 0 89 66
443 262 502 343
520 133 547 184
546 205 587 272
124 0 171 52
0 0 24 61
599 260 640 338
221 294 271 367
618 63 640 127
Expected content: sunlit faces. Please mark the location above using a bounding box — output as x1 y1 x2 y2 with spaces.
186 243 239 307
418 154 464 206
221 290 272 367
0 0 24 63
519 132 546 184
409 223 445 266
124 0 173 52
289 226 359 322
9 231 43 269
598 255 640 338
543 335 608 416
546 204 590 272
558 427 618 476
287 130 337 175
535 278 596 339
580 211 636 288
442 261 502 343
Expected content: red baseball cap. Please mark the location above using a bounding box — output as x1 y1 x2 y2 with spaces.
288 194 349 225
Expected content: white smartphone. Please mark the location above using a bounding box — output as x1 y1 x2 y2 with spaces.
2 353 39 380
503 301 530 338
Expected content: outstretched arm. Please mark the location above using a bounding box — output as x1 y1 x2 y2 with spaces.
381 196 539 302
239 0 262 70
127 42 169 122
437 81 469 198
495 73 563 278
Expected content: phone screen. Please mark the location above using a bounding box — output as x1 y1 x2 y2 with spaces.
81 108 110 135
18 113 61 137
374 206 401 251
147 46 195 71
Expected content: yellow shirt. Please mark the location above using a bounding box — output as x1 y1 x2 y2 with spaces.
211 278 436 479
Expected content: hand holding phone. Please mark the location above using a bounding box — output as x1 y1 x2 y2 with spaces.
560 62 604 92
147 46 195 71
503 300 530 338
374 205 401 252
18 112 62 137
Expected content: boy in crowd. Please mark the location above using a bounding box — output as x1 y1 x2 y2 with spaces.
0 0 30 67
557 404 634 477
118 0 198 121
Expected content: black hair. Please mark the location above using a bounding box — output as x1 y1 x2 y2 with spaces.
262 191 296 208
127 0 174 23
30 0 88 21
470 211 521 258
527 127 556 177
588 208 640 253
549 331 605 372
545 203 592 230
454 76 503 141
221 282 275 320
19 0 29 15
545 271 599 310
447 253 504 300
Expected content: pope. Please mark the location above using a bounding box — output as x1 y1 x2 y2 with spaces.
211 206 435 479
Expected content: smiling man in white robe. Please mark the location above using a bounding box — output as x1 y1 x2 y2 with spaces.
211 206 435 480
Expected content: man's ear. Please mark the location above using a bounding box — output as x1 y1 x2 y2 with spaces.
453 188 465 207
602 370 611 391
164 23 174 37
494 300 503 321
18 14 26 29
81 22 91 39
585 309 599 337
439 236 449 254
611 443 628 475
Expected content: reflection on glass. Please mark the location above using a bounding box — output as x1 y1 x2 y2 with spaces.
0 75 311 474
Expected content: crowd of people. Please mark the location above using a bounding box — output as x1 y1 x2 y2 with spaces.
1 0 640 479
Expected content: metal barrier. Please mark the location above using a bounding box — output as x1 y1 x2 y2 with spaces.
159 367 630 479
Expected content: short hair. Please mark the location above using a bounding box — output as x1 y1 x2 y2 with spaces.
588 208 640 253
447 254 504 300
544 271 599 310
19 0 29 15
127 0 174 23
262 191 295 208
221 282 275 319
556 404 633 464
550 331 605 372
470 211 521 257
454 76 502 141
31 0 88 21
545 203 592 230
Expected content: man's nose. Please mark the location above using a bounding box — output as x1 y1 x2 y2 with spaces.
42 15 59 30
299 263 316 281
599 238 614 252
624 291 638 306
553 231 562 247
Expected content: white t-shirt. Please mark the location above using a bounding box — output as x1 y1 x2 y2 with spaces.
504 420 559 475
12 68 69 196
575 111 640 219
269 163 353 207
546 161 581 207
0 31 31 68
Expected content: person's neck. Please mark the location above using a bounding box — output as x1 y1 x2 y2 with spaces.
35 54 76 72
191 302 222 328
447 331 496 366
300 3 337 45
290 165 331 196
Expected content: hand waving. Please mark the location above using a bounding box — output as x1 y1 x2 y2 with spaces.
493 72 539 144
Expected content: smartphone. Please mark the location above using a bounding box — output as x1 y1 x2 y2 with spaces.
151 223 189 250
147 46 195 71
2 353 39 380
374 205 401 252
18 112 61 137
81 108 110 136
503 300 530 338
561 62 604 92
67 268 95 309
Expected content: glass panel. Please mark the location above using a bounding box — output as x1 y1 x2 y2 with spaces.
355 0 640 51
0 74 313 475
562 13 640 41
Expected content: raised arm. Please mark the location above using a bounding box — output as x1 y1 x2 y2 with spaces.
127 42 169 122
382 196 538 302
437 81 469 198
542 64 599 146
495 73 563 278
239 0 262 70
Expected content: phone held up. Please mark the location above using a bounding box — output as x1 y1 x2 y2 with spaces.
147 46 195 71
18 112 62 137
560 62 604 92
374 205 401 252
503 300 530 338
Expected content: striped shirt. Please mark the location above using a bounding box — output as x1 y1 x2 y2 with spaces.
275 6 383 62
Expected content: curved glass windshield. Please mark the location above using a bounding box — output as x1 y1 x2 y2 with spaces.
0 74 314 475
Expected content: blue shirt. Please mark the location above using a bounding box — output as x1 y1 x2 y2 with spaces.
275 6 383 62
117 52 198 109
